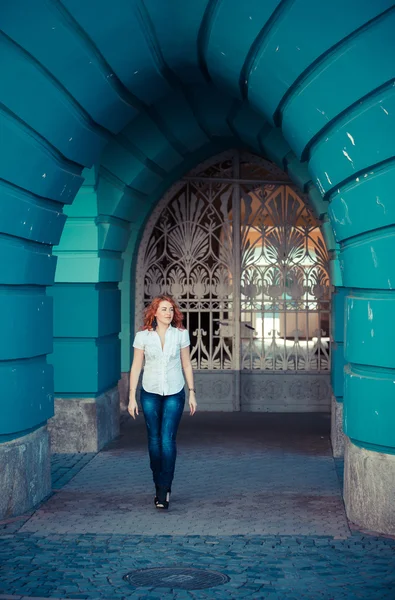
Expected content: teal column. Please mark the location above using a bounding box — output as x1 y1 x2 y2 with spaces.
330 287 347 402
262 1 395 533
320 224 346 398
329 158 395 534
0 114 79 517
330 286 348 456
119 225 140 412
48 167 129 452
329 162 395 454
320 217 347 456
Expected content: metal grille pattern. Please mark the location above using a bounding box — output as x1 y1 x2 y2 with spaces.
124 567 230 590
141 177 234 370
240 183 330 371
136 151 330 375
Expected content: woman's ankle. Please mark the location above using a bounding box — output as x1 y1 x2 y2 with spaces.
157 486 170 503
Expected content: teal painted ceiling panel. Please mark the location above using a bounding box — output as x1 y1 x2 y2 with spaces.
143 0 209 83
153 90 210 152
258 126 291 166
282 10 395 157
0 0 137 133
123 113 183 172
231 103 265 150
284 156 311 192
307 186 328 221
206 0 281 97
100 142 163 194
248 0 395 121
0 111 83 204
321 220 339 253
329 162 395 243
0 35 107 167
185 85 234 138
0 182 66 245
341 229 395 290
62 0 173 104
309 86 395 195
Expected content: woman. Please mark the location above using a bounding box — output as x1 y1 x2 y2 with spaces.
128 295 197 510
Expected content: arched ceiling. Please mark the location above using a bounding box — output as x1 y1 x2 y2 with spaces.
0 0 394 286
1 0 395 476
96 83 327 227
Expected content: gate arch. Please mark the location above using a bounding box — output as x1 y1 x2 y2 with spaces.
0 1 394 533
135 150 331 411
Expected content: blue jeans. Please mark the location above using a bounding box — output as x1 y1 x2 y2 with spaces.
140 387 185 492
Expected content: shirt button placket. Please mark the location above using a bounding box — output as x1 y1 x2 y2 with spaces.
162 353 166 396
164 353 168 396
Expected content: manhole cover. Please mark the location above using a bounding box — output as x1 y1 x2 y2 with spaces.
123 567 230 590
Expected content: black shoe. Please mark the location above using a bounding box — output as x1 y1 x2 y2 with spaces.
155 487 170 510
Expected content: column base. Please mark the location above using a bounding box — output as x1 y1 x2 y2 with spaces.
0 426 51 519
331 395 345 457
118 372 130 413
48 387 120 453
344 438 395 535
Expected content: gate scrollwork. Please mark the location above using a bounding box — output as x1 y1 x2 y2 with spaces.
136 151 331 374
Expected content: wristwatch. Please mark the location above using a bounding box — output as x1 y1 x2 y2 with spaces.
189 388 196 393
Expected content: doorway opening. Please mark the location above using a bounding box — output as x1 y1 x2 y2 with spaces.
135 150 331 412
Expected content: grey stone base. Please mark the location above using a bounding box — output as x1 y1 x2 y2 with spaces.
48 387 120 453
118 372 129 413
331 395 345 457
0 426 51 519
344 438 395 535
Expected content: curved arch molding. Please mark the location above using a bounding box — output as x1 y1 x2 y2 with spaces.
0 0 394 531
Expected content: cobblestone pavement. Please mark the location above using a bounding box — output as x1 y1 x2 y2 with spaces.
1 413 395 599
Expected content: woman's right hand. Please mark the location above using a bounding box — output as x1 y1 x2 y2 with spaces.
128 396 139 420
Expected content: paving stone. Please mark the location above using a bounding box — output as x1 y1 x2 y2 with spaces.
18 416 350 538
1 415 395 599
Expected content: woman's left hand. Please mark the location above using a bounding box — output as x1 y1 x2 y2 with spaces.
189 391 197 416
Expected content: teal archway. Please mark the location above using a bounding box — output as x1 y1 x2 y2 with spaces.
0 1 394 533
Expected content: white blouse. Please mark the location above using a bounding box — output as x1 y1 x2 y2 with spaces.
133 326 190 396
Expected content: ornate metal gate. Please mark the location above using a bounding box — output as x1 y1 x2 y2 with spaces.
135 151 331 411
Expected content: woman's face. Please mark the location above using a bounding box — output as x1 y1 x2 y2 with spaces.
155 300 174 326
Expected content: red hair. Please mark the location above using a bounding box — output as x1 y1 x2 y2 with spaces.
142 295 185 331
